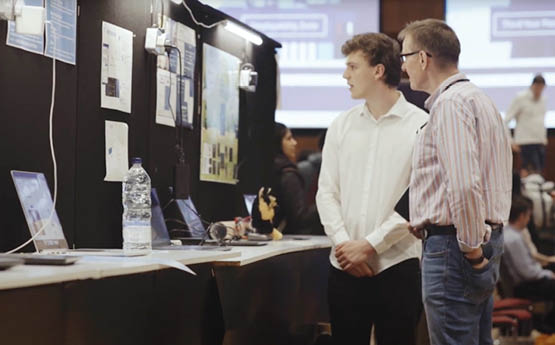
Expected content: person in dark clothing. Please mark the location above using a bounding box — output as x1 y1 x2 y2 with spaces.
298 129 327 207
272 123 323 235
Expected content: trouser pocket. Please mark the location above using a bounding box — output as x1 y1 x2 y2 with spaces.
462 232 503 304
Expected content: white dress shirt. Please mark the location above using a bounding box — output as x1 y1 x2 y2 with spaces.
316 92 428 274
504 89 547 145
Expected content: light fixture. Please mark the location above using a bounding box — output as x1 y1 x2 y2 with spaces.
0 0 44 35
222 20 262 46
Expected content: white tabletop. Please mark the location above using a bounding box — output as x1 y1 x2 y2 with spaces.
0 249 239 291
0 237 332 290
214 235 331 266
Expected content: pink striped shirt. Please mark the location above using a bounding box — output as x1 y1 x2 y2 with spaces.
409 73 512 252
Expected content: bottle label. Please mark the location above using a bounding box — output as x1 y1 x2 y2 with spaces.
123 224 151 244
123 220 150 227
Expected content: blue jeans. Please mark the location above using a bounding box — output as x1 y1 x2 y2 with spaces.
422 229 504 345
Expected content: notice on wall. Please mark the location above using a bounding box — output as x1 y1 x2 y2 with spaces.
101 21 133 114
44 0 77 65
200 44 240 184
5 0 44 55
155 68 177 127
104 120 129 182
155 17 196 128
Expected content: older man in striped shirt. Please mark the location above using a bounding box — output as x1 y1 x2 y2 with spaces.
399 19 512 345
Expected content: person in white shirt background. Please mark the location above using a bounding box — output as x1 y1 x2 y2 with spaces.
505 74 547 174
316 32 428 345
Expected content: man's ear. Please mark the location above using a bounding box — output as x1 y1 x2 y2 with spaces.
374 64 385 80
419 51 429 70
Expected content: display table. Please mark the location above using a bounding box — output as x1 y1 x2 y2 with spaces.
213 236 332 345
0 237 332 345
0 249 239 290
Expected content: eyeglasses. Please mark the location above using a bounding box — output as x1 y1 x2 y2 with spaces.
400 51 432 62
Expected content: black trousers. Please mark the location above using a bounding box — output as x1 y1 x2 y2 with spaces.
328 258 422 345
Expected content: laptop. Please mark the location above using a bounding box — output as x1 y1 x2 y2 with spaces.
0 256 24 270
10 170 145 257
173 196 267 247
150 189 230 251
175 197 207 238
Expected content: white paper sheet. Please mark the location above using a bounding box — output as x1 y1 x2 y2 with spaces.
78 255 196 275
104 120 129 182
101 21 133 114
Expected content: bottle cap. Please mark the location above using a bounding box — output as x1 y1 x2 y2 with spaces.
131 157 142 164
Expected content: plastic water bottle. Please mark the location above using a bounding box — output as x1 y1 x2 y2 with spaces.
122 157 152 252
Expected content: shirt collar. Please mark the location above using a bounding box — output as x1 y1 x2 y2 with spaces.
424 72 468 110
359 91 410 119
525 88 543 102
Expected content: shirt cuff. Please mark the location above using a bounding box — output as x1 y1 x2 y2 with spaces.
457 225 490 253
365 232 389 255
457 241 480 253
331 230 350 246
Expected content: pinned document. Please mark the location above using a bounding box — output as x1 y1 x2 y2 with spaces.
104 121 129 182
101 21 133 113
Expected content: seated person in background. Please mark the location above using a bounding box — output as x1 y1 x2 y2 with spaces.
271 123 323 235
521 168 555 230
503 195 555 331
512 171 555 267
297 129 327 207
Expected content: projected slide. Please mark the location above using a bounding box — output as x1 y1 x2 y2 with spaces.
202 0 380 128
446 0 555 127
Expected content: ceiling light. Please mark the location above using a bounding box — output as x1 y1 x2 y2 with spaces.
222 20 262 46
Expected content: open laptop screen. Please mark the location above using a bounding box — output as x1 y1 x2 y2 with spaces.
175 198 206 238
10 170 68 251
151 188 172 246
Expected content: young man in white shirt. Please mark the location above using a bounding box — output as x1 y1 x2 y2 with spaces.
316 32 428 345
505 75 547 173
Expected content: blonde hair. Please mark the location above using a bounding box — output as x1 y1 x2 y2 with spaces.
398 19 460 69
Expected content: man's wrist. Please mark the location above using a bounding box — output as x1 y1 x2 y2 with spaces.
465 255 485 266
362 240 376 257
464 247 483 259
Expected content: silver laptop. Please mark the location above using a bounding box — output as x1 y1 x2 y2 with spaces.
150 188 230 251
11 170 146 256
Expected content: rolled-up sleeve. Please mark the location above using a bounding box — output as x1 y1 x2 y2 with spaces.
436 99 487 252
